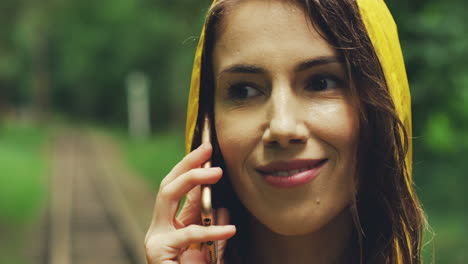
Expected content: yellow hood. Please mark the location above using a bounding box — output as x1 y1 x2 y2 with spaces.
185 0 412 180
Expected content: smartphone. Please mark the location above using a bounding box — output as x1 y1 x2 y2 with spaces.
201 114 218 264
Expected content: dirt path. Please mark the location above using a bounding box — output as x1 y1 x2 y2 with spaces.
30 129 155 264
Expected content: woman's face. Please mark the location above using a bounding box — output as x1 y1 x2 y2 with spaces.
213 0 359 235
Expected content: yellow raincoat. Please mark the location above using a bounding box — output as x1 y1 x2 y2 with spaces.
184 0 414 261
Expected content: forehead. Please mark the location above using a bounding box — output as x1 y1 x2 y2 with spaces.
213 0 337 71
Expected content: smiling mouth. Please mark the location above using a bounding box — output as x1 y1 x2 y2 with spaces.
269 163 323 177
256 159 328 188
256 159 328 177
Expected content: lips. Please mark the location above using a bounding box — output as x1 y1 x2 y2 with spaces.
256 159 327 188
257 159 327 175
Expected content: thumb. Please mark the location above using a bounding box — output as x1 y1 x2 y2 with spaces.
216 208 233 262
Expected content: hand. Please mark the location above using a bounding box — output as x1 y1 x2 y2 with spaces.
145 143 236 264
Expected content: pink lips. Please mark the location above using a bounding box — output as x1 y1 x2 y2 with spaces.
257 159 327 188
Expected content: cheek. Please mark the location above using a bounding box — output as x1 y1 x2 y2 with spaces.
214 105 265 200
306 101 360 147
335 104 360 166
214 109 255 172
216 130 243 170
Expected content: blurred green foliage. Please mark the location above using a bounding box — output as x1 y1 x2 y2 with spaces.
0 122 48 264
0 122 48 226
1 0 208 127
387 1 468 263
112 128 185 187
0 0 467 263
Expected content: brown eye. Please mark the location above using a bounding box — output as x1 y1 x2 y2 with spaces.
306 75 342 91
228 82 261 100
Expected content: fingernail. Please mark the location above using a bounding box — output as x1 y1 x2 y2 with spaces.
224 225 236 231
202 142 212 149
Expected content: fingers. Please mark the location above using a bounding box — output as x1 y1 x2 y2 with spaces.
145 223 235 264
146 208 235 264
162 143 212 187
154 167 222 226
151 142 218 227
168 225 236 249
146 143 234 264
175 186 202 228
165 167 222 202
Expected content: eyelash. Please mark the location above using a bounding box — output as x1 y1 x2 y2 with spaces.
227 81 262 101
305 74 346 92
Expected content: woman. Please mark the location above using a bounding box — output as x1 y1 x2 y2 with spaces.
145 0 425 263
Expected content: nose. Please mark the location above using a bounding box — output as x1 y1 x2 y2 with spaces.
262 89 308 148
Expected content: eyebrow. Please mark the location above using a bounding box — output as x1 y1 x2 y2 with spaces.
218 56 342 77
294 56 342 72
219 64 266 76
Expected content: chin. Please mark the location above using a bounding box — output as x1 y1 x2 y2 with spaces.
251 201 353 237
254 208 330 236
267 223 317 236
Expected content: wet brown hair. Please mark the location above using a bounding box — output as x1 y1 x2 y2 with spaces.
190 0 425 263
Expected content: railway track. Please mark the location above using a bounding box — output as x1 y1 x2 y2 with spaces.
46 131 153 264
